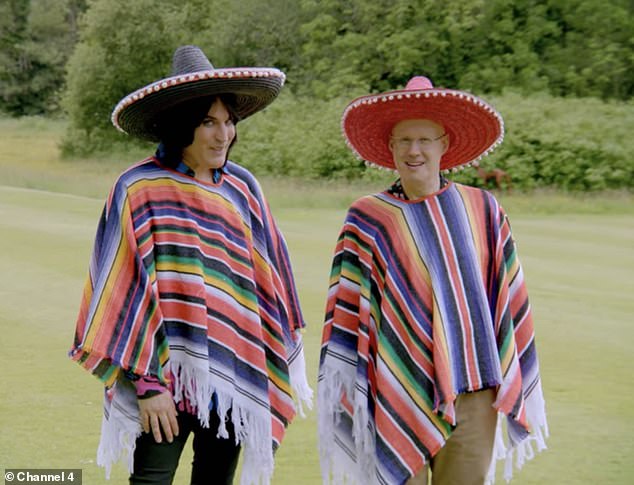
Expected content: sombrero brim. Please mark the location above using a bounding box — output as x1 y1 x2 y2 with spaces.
342 88 504 172
112 68 285 141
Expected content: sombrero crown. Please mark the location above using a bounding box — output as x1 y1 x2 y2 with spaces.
112 45 286 141
342 76 505 172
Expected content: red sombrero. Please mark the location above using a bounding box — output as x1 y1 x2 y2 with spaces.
342 76 505 172
112 45 286 141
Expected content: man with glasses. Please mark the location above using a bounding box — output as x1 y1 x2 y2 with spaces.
318 76 548 484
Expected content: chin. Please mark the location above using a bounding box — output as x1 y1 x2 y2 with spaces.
207 158 226 169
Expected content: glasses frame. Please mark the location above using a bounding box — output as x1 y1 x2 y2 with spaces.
390 133 447 151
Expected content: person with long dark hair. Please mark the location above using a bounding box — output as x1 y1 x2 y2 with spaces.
70 45 312 485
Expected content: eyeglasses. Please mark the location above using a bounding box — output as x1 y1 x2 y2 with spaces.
391 133 446 150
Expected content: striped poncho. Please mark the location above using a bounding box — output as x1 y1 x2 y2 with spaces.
318 181 547 484
70 158 312 484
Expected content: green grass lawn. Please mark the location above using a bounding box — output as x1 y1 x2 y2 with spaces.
1 117 633 483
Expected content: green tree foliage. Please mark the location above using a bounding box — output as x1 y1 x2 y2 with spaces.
56 0 633 190
296 0 479 96
6 0 633 119
297 0 634 99
194 0 305 74
61 0 190 154
0 0 32 114
540 0 634 99
0 0 86 116
457 0 556 93
458 0 634 99
61 0 311 153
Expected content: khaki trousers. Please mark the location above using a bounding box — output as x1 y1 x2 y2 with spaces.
406 388 497 485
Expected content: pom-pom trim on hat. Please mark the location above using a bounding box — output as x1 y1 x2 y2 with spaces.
341 81 505 172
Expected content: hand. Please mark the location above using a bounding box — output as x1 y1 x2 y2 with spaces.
137 390 179 443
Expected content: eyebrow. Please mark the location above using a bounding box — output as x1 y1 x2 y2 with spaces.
203 114 232 122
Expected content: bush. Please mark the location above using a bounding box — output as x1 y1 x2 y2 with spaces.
62 82 634 191
433 92 634 191
237 91 634 191
60 0 184 156
232 91 366 179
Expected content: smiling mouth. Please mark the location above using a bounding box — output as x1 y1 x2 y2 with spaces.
405 161 425 167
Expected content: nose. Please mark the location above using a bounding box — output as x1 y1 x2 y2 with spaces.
407 140 423 155
215 123 231 142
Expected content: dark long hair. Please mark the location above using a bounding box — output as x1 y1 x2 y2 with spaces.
154 94 240 168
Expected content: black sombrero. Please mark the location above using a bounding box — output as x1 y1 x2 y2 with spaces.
111 45 286 141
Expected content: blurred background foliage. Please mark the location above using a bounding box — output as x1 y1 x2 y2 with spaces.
1 0 633 190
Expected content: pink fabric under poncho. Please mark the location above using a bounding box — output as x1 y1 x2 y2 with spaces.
70 158 312 484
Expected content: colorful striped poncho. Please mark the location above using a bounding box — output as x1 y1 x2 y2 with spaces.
318 182 547 484
70 158 312 485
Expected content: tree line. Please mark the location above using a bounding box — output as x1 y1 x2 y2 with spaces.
3 0 633 117
1 0 86 115
2 0 633 189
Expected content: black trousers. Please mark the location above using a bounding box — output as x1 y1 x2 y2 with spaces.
129 410 241 485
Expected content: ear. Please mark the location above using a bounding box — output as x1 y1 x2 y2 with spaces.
388 137 395 154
